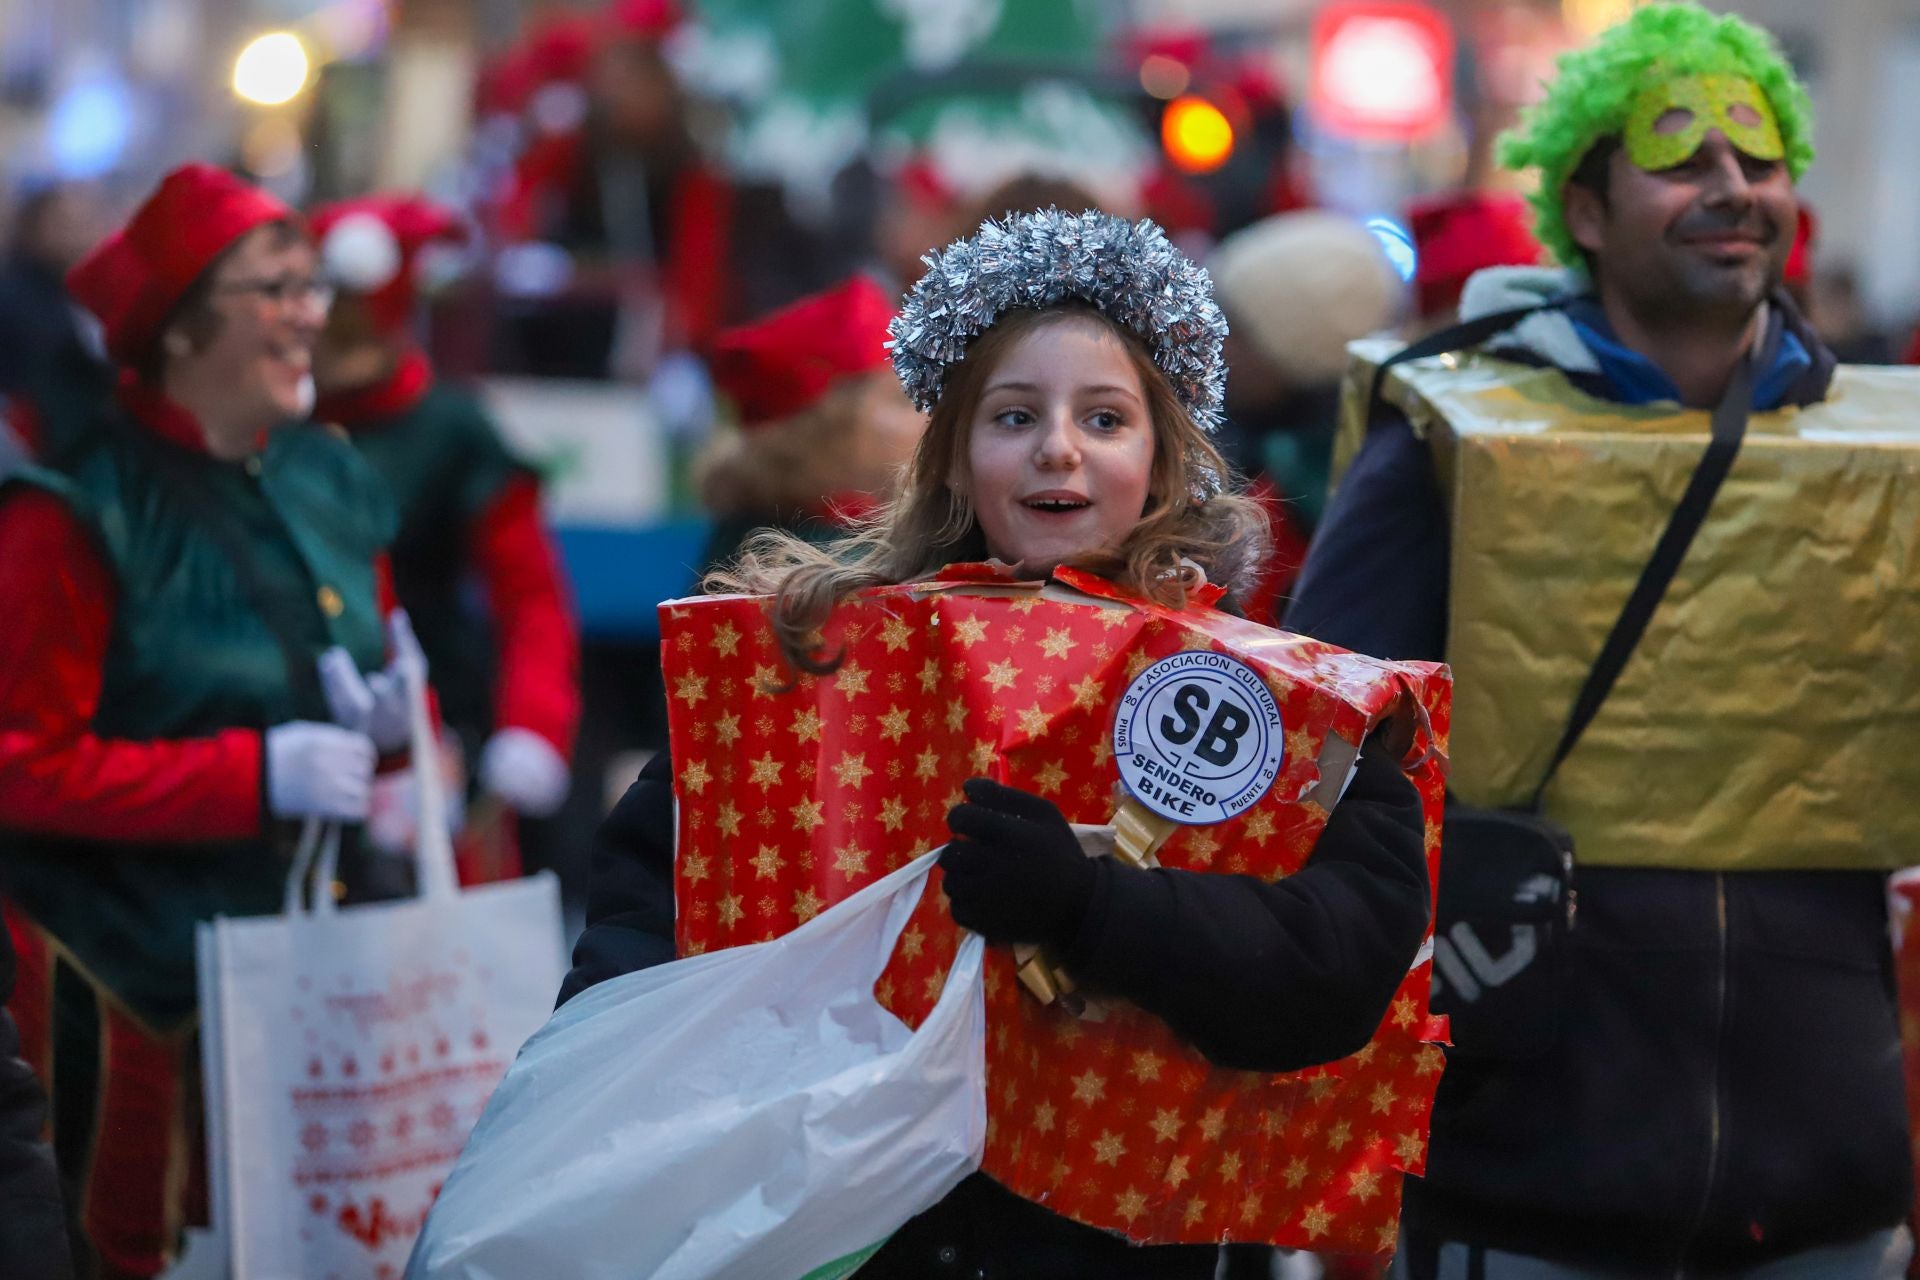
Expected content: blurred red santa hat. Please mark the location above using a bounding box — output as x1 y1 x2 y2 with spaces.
1785 204 1815 290
605 0 683 40
67 162 296 367
710 276 898 427
312 194 468 335
1407 190 1540 318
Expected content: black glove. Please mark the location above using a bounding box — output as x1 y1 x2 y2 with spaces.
941 778 1098 947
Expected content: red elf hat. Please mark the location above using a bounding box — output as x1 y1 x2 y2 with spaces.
1407 189 1541 317
312 195 468 334
67 163 296 366
710 276 898 427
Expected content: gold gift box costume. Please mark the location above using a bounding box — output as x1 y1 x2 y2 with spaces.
1338 339 1920 870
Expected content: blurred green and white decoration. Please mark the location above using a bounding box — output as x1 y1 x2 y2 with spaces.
669 0 1151 215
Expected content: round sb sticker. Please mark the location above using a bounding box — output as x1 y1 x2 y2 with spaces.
1113 651 1285 824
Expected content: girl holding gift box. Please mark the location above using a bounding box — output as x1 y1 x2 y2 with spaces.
560 209 1432 1276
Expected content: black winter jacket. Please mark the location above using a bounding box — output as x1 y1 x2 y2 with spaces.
561 728 1428 1278
1285 287 1913 1273
1 900 75 1280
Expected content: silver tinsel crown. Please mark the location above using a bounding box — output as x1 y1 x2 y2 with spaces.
886 209 1229 431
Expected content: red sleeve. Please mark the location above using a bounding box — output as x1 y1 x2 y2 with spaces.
0 490 264 841
664 167 734 352
470 476 581 760
376 552 398 615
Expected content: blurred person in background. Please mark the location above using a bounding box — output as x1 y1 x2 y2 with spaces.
312 194 583 880
1206 210 1403 621
491 0 734 379
0 164 403 1279
0 181 112 454
1405 190 1541 332
696 275 923 572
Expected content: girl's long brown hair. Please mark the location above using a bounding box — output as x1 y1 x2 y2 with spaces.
706 304 1271 674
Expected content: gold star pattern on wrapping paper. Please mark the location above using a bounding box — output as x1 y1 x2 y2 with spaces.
1395 1131 1427 1164
970 740 997 774
1300 1203 1334 1241
657 584 1454 1251
679 760 711 795
789 708 823 744
1197 1108 1227 1142
832 753 874 790
951 615 990 647
790 799 825 833
1284 724 1315 762
748 752 784 791
1238 1191 1263 1226
833 843 871 878
746 663 780 698
793 888 824 923
836 662 871 696
750 845 783 879
674 673 708 707
1370 1082 1399 1114
1040 627 1080 660
1130 1051 1164 1083
1348 1168 1382 1202
709 621 742 657
1283 1157 1309 1189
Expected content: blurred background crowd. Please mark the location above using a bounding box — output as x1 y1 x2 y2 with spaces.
0 0 1914 918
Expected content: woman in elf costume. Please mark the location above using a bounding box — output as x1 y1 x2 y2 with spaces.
0 165 407 1278
310 195 582 869
560 210 1431 1276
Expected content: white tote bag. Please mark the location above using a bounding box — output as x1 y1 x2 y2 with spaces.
196 640 565 1279
407 850 987 1280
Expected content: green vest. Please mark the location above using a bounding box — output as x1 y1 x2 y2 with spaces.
1 407 395 1031
346 382 528 763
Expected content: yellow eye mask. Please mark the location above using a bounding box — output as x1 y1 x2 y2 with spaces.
1623 74 1785 171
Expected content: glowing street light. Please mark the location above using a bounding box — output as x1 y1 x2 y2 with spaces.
1161 95 1234 174
233 32 310 106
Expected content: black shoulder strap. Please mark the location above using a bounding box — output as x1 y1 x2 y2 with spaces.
1527 354 1753 809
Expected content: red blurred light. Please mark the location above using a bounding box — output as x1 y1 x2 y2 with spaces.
1310 1 1454 141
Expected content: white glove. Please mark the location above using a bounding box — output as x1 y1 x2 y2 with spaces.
317 612 426 754
266 722 377 821
479 727 571 818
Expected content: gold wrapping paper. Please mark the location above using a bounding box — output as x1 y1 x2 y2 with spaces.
1334 341 1920 871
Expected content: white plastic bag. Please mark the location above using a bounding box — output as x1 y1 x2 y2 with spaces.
408 851 987 1280
197 626 566 1278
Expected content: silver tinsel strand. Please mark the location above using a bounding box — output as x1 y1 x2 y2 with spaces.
886 209 1229 433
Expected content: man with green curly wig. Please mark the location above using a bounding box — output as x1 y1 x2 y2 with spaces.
1287 4 1918 1277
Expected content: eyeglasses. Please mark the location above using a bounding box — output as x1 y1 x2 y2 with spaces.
216 276 336 311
